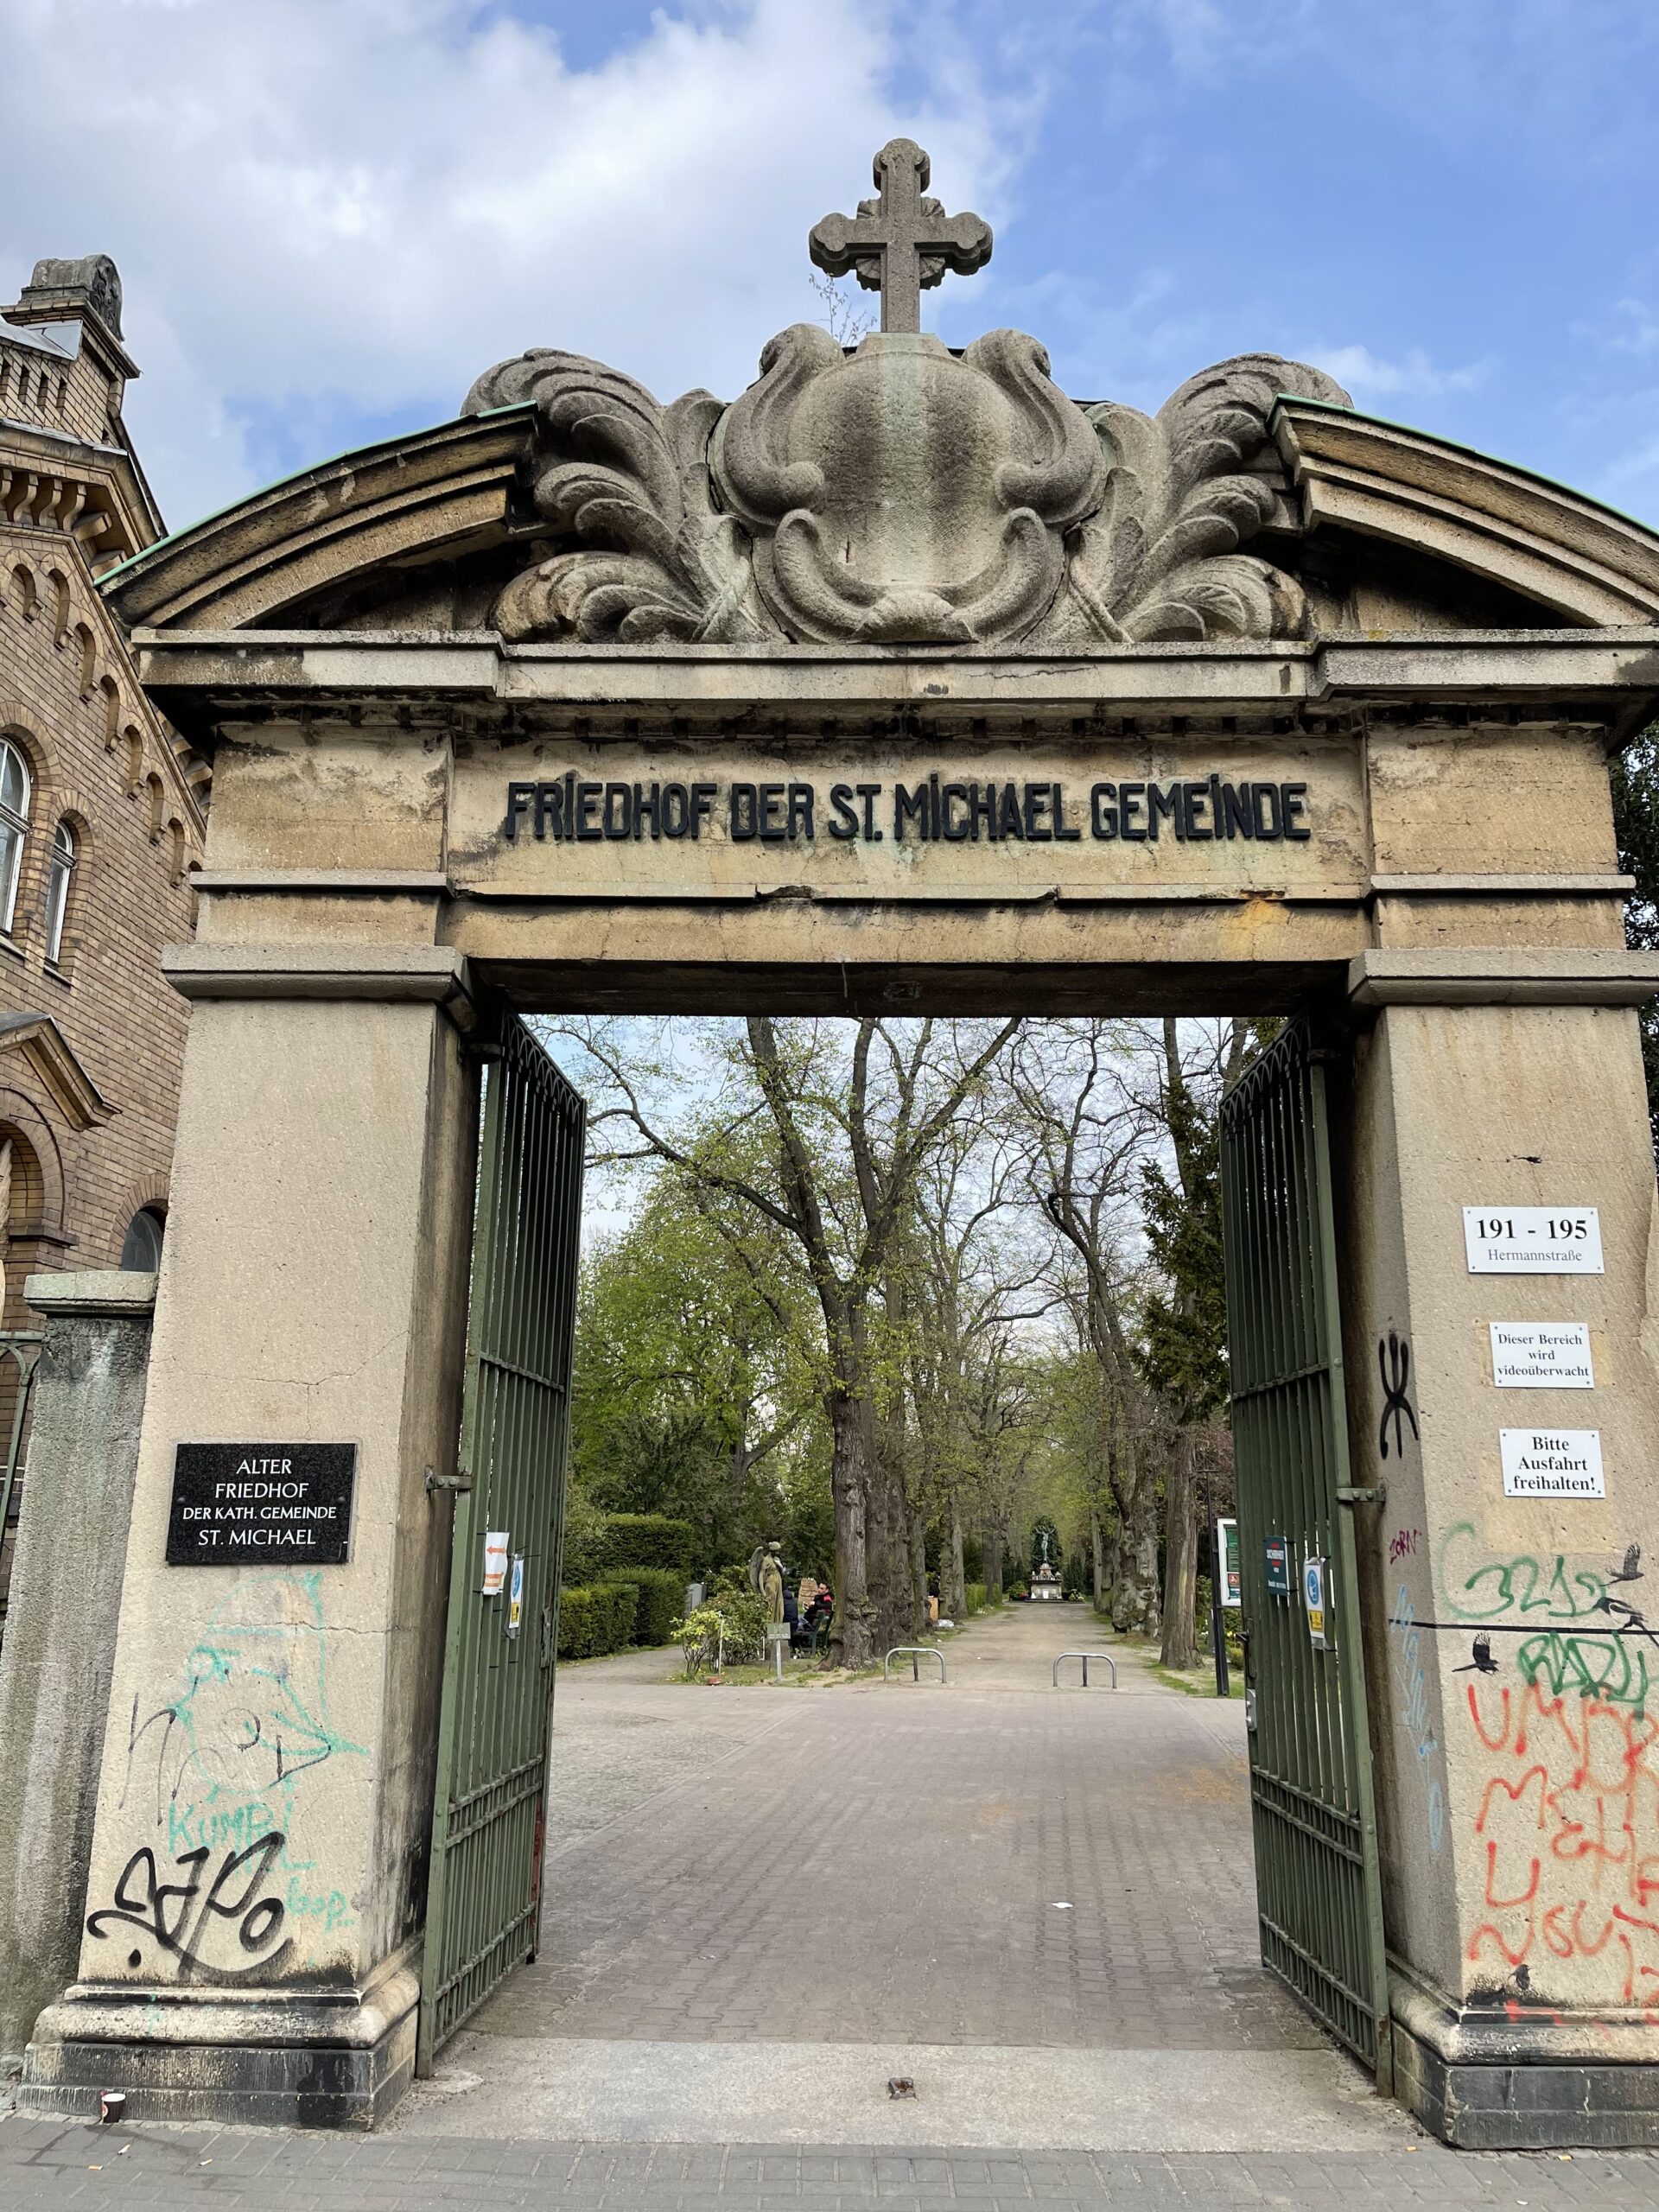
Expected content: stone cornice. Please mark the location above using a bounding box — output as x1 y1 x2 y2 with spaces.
127 628 1659 744
161 943 478 1031
101 409 536 632
0 420 160 569
1274 397 1659 626
1348 948 1659 1007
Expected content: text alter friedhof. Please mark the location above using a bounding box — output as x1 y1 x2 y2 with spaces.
1463 1206 1604 1274
1499 1427 1605 1499
1490 1321 1595 1389
166 1443 357 1564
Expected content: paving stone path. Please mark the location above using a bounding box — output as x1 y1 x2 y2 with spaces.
3 2117 1659 2210
7 1604 1657 2203
460 1605 1306 2053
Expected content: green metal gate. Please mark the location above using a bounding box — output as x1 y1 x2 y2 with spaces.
417 1010 584 2071
1219 1016 1390 2085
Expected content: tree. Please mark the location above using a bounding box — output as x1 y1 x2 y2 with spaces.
562 1014 1019 1668
1136 1020 1251 1668
1611 725 1659 1161
570 1175 817 1573
900 1124 1049 1621
1005 1021 1165 1636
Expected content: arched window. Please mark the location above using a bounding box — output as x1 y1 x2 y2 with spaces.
0 741 32 933
120 1206 165 1271
44 818 75 964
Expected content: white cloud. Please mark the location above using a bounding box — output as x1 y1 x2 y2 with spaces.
1580 299 1659 358
1310 343 1492 404
3 0 1029 527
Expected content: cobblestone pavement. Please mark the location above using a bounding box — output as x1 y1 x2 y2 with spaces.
467 1605 1307 2053
12 1608 1656 2197
3 2115 1658 2212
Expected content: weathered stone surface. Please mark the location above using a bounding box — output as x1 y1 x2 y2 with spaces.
464 338 1347 649
711 327 1103 644
19 253 124 340
0 1272 154 2066
808 137 991 336
461 353 771 644
1032 355 1352 644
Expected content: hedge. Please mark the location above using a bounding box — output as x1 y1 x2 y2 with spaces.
557 1581 638 1660
566 1511 695 1582
963 1582 987 1616
599 1564 685 1645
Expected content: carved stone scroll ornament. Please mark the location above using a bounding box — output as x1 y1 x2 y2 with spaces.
709 323 1106 645
1031 353 1354 645
463 337 1351 648
460 351 773 643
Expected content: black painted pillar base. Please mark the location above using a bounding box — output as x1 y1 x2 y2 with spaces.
18 1962 418 2130
1392 1966 1659 2148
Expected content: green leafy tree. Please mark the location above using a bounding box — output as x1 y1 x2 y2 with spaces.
1611 726 1659 1161
563 1014 1020 1669
570 1176 817 1574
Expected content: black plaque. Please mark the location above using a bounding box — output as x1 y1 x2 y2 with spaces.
166 1443 357 1566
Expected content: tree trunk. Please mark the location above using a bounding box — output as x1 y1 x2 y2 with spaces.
944 1490 967 1618
1108 1426 1162 1638
984 1522 1002 1606
894 1459 918 1647
829 1391 878 1669
909 1504 928 1638
1090 1507 1104 1613
1160 1427 1200 1668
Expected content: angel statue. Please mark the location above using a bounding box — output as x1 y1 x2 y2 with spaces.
748 1541 786 1625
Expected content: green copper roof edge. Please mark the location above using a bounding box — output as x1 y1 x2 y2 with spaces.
99 403 537 587
1272 391 1656 540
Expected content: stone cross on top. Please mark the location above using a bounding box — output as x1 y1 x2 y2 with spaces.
810 138 992 336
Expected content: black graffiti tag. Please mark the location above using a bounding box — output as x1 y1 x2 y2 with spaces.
1377 1332 1420 1461
86 1830 294 1982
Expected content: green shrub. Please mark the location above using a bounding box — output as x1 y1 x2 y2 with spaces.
557 1581 638 1660
561 1507 696 1585
601 1564 685 1645
677 1588 767 1671
963 1582 987 1616
559 1490 611 1585
595 1513 694 1574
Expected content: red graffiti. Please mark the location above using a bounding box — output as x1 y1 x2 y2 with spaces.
1464 1681 1659 2003
1389 1527 1421 1566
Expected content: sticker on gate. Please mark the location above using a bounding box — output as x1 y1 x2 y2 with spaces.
1304 1554 1329 1649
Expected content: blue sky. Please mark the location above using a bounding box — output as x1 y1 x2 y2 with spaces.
8 0 1659 534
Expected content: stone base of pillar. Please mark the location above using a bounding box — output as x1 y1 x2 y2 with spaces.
1391 1962 1659 2148
19 1956 419 2130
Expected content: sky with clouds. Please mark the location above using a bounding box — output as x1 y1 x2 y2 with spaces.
6 0 1659 536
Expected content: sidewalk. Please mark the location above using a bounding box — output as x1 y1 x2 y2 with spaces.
2 2115 1656 2211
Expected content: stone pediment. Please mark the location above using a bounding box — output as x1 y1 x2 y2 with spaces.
99 141 1659 646
0 1014 113 1130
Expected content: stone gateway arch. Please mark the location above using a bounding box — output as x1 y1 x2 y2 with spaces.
22 144 1659 2143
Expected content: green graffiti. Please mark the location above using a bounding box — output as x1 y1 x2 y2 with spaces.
1516 1631 1655 1712
1437 1521 1610 1624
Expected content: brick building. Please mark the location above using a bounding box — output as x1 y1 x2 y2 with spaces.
0 256 206 1321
